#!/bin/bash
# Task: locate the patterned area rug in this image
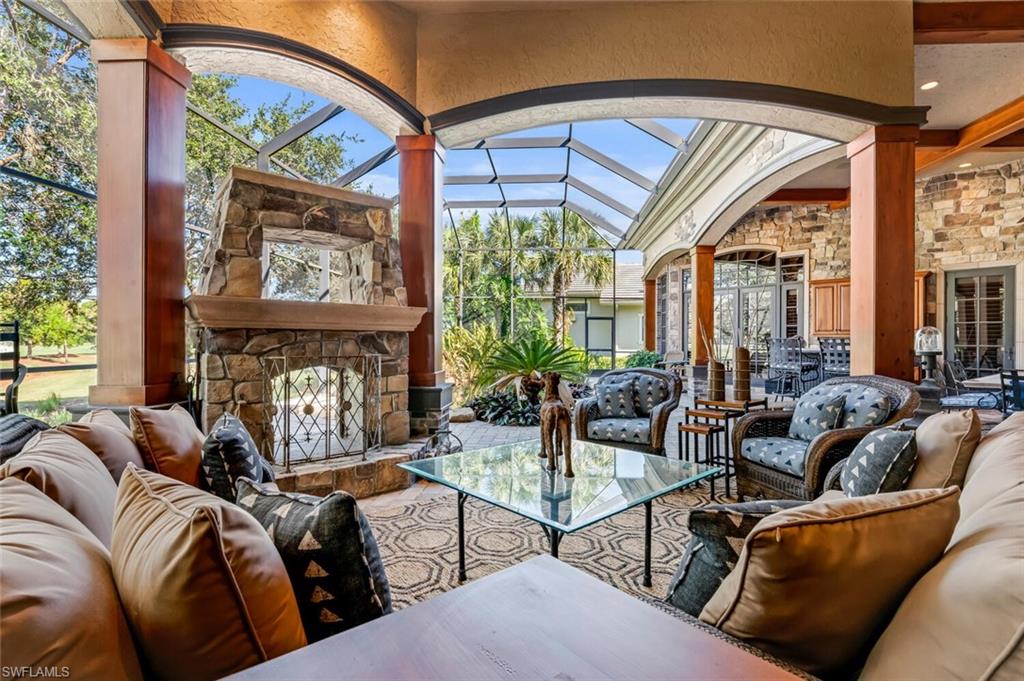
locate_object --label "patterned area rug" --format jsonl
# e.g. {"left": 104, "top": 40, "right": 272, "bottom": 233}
{"left": 364, "top": 483, "right": 715, "bottom": 610}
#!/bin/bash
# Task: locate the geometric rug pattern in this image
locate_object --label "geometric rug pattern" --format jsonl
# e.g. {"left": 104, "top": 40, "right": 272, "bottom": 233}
{"left": 364, "top": 484, "right": 715, "bottom": 610}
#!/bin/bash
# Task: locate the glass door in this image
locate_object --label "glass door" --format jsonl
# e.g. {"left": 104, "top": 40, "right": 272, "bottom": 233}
{"left": 713, "top": 291, "right": 737, "bottom": 364}
{"left": 740, "top": 288, "right": 774, "bottom": 372}
{"left": 945, "top": 267, "right": 1016, "bottom": 376}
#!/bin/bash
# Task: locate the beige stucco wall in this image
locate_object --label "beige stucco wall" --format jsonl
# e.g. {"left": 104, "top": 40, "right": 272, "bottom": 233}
{"left": 415, "top": 1, "right": 915, "bottom": 114}
{"left": 159, "top": 1, "right": 419, "bottom": 105}
{"left": 149, "top": 1, "right": 913, "bottom": 119}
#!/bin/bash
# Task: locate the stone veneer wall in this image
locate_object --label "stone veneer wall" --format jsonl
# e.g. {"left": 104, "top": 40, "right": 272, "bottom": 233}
{"left": 657, "top": 159, "right": 1024, "bottom": 351}
{"left": 200, "top": 329, "right": 410, "bottom": 458}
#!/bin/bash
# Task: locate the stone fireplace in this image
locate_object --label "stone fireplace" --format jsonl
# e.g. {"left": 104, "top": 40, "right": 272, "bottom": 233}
{"left": 186, "top": 167, "right": 426, "bottom": 468}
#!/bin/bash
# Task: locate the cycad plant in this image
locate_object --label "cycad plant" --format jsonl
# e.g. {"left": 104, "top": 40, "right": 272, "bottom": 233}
{"left": 485, "top": 335, "right": 585, "bottom": 405}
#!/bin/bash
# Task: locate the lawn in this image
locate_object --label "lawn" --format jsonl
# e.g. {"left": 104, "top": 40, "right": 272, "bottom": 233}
{"left": 4, "top": 368, "right": 96, "bottom": 406}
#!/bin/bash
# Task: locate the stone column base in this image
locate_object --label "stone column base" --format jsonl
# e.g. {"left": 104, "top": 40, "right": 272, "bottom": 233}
{"left": 409, "top": 383, "right": 453, "bottom": 435}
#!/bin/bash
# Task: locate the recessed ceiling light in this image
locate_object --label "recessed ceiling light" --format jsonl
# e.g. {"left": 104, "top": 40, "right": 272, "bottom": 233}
{"left": 959, "top": 162, "right": 973, "bottom": 168}
{"left": 920, "top": 81, "right": 939, "bottom": 91}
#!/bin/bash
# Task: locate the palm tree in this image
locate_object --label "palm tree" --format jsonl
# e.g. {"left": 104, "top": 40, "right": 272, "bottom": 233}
{"left": 522, "top": 209, "right": 614, "bottom": 345}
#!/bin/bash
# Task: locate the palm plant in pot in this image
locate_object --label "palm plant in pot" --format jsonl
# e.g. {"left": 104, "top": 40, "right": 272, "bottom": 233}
{"left": 485, "top": 335, "right": 585, "bottom": 406}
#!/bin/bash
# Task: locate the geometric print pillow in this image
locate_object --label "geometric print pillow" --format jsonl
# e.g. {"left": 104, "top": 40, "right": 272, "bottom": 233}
{"left": 597, "top": 379, "right": 637, "bottom": 418}
{"left": 840, "top": 427, "right": 917, "bottom": 497}
{"left": 234, "top": 478, "right": 392, "bottom": 642}
{"left": 200, "top": 413, "right": 272, "bottom": 502}
{"left": 633, "top": 374, "right": 670, "bottom": 417}
{"left": 788, "top": 393, "right": 846, "bottom": 442}
{"left": 841, "top": 391, "right": 891, "bottom": 428}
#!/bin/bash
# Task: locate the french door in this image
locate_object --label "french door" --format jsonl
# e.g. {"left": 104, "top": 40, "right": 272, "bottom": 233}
{"left": 945, "top": 267, "right": 1015, "bottom": 376}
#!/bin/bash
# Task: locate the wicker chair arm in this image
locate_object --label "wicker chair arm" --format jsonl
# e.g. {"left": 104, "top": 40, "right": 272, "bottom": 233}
{"left": 823, "top": 459, "right": 846, "bottom": 492}
{"left": 648, "top": 401, "right": 676, "bottom": 450}
{"left": 731, "top": 410, "right": 793, "bottom": 459}
{"left": 803, "top": 426, "right": 878, "bottom": 496}
{"left": 574, "top": 397, "right": 599, "bottom": 440}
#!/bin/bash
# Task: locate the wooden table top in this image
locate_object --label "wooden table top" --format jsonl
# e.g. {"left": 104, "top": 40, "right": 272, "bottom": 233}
{"left": 228, "top": 556, "right": 801, "bottom": 681}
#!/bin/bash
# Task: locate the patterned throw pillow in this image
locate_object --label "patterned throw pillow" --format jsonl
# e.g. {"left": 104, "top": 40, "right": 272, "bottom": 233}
{"left": 666, "top": 499, "right": 805, "bottom": 616}
{"left": 839, "top": 387, "right": 891, "bottom": 428}
{"left": 788, "top": 394, "right": 846, "bottom": 442}
{"left": 235, "top": 478, "right": 392, "bottom": 642}
{"left": 597, "top": 379, "right": 637, "bottom": 418}
{"left": 840, "top": 427, "right": 918, "bottom": 496}
{"left": 201, "top": 413, "right": 274, "bottom": 502}
{"left": 634, "top": 374, "right": 670, "bottom": 416}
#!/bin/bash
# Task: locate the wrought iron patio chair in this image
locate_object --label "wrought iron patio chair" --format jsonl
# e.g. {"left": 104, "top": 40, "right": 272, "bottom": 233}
{"left": 1001, "top": 370, "right": 1023, "bottom": 416}
{"left": 818, "top": 337, "right": 851, "bottom": 380}
{"left": 764, "top": 337, "right": 818, "bottom": 400}
{"left": 414, "top": 428, "right": 464, "bottom": 460}
{"left": 940, "top": 359, "right": 1001, "bottom": 411}
{"left": 1, "top": 321, "right": 27, "bottom": 416}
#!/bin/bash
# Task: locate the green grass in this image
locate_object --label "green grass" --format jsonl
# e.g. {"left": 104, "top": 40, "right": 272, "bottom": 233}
{"left": 9, "top": 368, "right": 96, "bottom": 405}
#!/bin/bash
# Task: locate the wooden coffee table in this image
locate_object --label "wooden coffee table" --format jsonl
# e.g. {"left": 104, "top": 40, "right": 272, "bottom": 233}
{"left": 227, "top": 556, "right": 801, "bottom": 680}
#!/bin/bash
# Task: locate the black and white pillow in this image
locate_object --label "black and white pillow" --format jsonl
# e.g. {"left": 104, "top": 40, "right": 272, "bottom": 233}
{"left": 597, "top": 379, "right": 637, "bottom": 418}
{"left": 235, "top": 478, "right": 392, "bottom": 642}
{"left": 201, "top": 413, "right": 273, "bottom": 501}
{"left": 666, "top": 499, "right": 806, "bottom": 616}
{"left": 840, "top": 427, "right": 918, "bottom": 496}
{"left": 788, "top": 394, "right": 846, "bottom": 442}
{"left": 633, "top": 374, "right": 670, "bottom": 416}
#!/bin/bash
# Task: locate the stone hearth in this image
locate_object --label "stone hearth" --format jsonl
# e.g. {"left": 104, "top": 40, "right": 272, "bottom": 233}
{"left": 187, "top": 167, "right": 425, "bottom": 462}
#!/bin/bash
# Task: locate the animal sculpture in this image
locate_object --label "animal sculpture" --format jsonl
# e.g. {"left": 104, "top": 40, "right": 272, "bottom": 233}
{"left": 539, "top": 372, "right": 574, "bottom": 477}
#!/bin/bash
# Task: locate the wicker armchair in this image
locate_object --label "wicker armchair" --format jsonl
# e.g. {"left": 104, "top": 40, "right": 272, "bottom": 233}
{"left": 574, "top": 367, "right": 682, "bottom": 456}
{"left": 732, "top": 375, "right": 920, "bottom": 500}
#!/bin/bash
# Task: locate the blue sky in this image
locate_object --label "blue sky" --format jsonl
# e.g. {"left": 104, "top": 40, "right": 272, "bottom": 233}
{"left": 227, "top": 76, "right": 698, "bottom": 265}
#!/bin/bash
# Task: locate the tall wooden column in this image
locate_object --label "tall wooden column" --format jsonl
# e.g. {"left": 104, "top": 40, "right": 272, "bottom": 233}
{"left": 847, "top": 125, "right": 919, "bottom": 380}
{"left": 644, "top": 279, "right": 656, "bottom": 351}
{"left": 691, "top": 245, "right": 715, "bottom": 365}
{"left": 89, "top": 39, "right": 190, "bottom": 406}
{"left": 397, "top": 135, "right": 445, "bottom": 387}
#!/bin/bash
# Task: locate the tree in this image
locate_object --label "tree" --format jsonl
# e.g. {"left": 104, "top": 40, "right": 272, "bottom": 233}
{"left": 27, "top": 300, "right": 92, "bottom": 361}
{"left": 520, "top": 210, "right": 613, "bottom": 345}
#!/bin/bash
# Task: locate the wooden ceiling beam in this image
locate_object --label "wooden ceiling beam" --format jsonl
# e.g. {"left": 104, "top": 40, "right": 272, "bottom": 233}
{"left": 914, "top": 1, "right": 1024, "bottom": 44}
{"left": 761, "top": 187, "right": 850, "bottom": 207}
{"left": 916, "top": 95, "right": 1024, "bottom": 172}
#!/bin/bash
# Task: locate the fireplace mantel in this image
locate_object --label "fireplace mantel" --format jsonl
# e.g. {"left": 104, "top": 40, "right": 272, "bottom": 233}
{"left": 185, "top": 296, "right": 427, "bottom": 332}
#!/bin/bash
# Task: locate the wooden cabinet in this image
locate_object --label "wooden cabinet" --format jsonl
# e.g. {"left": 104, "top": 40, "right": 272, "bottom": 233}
{"left": 810, "top": 273, "right": 929, "bottom": 338}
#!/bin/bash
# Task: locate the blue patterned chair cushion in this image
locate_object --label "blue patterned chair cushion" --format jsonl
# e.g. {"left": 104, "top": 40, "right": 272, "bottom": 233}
{"left": 740, "top": 437, "right": 811, "bottom": 476}
{"left": 597, "top": 379, "right": 637, "bottom": 418}
{"left": 840, "top": 427, "right": 917, "bottom": 496}
{"left": 788, "top": 393, "right": 846, "bottom": 442}
{"left": 826, "top": 384, "right": 892, "bottom": 427}
{"left": 632, "top": 374, "right": 670, "bottom": 417}
{"left": 587, "top": 418, "right": 650, "bottom": 445}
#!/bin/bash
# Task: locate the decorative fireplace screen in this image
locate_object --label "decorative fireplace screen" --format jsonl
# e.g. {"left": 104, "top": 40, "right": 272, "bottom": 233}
{"left": 262, "top": 355, "right": 382, "bottom": 469}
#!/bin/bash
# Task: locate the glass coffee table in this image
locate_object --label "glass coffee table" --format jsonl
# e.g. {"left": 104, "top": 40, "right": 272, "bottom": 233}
{"left": 399, "top": 439, "right": 721, "bottom": 587}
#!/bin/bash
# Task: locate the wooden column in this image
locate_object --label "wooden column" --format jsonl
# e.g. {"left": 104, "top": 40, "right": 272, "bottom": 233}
{"left": 644, "top": 279, "right": 656, "bottom": 351}
{"left": 691, "top": 245, "right": 715, "bottom": 366}
{"left": 398, "top": 135, "right": 445, "bottom": 387}
{"left": 846, "top": 125, "right": 919, "bottom": 380}
{"left": 89, "top": 39, "right": 190, "bottom": 406}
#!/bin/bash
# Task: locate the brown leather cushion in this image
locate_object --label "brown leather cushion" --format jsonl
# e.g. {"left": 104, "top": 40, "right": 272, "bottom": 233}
{"left": 906, "top": 408, "right": 981, "bottom": 490}
{"left": 699, "top": 487, "right": 961, "bottom": 676}
{"left": 0, "top": 430, "right": 118, "bottom": 546}
{"left": 112, "top": 466, "right": 306, "bottom": 681}
{"left": 79, "top": 408, "right": 132, "bottom": 436}
{"left": 130, "top": 405, "right": 204, "bottom": 486}
{"left": 58, "top": 421, "right": 146, "bottom": 483}
{"left": 861, "top": 413, "right": 1024, "bottom": 681}
{"left": 0, "top": 478, "right": 143, "bottom": 680}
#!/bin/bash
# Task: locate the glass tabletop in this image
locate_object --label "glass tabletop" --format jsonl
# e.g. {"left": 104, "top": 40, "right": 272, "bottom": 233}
{"left": 399, "top": 440, "right": 721, "bottom": 533}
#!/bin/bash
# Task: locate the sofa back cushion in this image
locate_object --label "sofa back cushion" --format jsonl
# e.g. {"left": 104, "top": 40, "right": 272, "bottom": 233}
{"left": 860, "top": 413, "right": 1024, "bottom": 681}
{"left": 79, "top": 408, "right": 132, "bottom": 435}
{"left": 906, "top": 408, "right": 981, "bottom": 490}
{"left": 0, "top": 478, "right": 143, "bottom": 680}
{"left": 632, "top": 373, "right": 671, "bottom": 417}
{"left": 130, "top": 405, "right": 204, "bottom": 486}
{"left": 700, "top": 487, "right": 960, "bottom": 677}
{"left": 112, "top": 466, "right": 306, "bottom": 681}
{"left": 58, "top": 421, "right": 146, "bottom": 483}
{"left": 0, "top": 430, "right": 118, "bottom": 546}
